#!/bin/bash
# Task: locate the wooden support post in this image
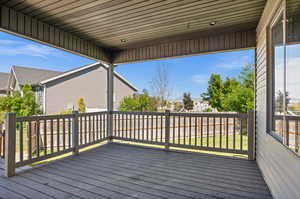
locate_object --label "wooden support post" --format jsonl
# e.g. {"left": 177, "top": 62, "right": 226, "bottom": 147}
{"left": 5, "top": 113, "right": 16, "bottom": 177}
{"left": 107, "top": 64, "right": 114, "bottom": 142}
{"left": 165, "top": 110, "right": 171, "bottom": 151}
{"left": 72, "top": 111, "right": 79, "bottom": 155}
{"left": 247, "top": 110, "right": 255, "bottom": 160}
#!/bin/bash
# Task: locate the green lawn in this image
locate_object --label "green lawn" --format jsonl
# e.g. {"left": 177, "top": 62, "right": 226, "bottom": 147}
{"left": 175, "top": 134, "right": 248, "bottom": 151}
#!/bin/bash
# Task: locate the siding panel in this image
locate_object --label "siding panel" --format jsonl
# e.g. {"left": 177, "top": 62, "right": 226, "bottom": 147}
{"left": 256, "top": 1, "right": 300, "bottom": 199}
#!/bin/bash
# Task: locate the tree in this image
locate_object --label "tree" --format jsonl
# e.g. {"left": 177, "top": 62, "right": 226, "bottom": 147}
{"left": 0, "top": 84, "right": 41, "bottom": 122}
{"left": 150, "top": 64, "right": 171, "bottom": 107}
{"left": 119, "top": 90, "right": 159, "bottom": 112}
{"left": 275, "top": 90, "right": 290, "bottom": 113}
{"left": 201, "top": 64, "right": 255, "bottom": 113}
{"left": 174, "top": 102, "right": 183, "bottom": 112}
{"left": 77, "top": 97, "right": 86, "bottom": 113}
{"left": 183, "top": 93, "right": 194, "bottom": 111}
{"left": 201, "top": 74, "right": 224, "bottom": 111}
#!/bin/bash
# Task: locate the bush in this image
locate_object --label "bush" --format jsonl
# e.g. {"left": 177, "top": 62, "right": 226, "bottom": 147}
{"left": 77, "top": 97, "right": 86, "bottom": 113}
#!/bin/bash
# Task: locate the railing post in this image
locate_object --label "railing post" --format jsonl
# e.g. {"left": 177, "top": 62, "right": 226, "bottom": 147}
{"left": 247, "top": 110, "right": 255, "bottom": 160}
{"left": 165, "top": 110, "right": 171, "bottom": 151}
{"left": 107, "top": 64, "right": 114, "bottom": 143}
{"left": 72, "top": 111, "right": 79, "bottom": 155}
{"left": 5, "top": 113, "right": 16, "bottom": 177}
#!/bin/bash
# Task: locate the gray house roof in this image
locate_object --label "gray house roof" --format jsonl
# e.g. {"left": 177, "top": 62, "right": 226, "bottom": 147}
{"left": 10, "top": 63, "right": 138, "bottom": 91}
{"left": 12, "top": 66, "right": 63, "bottom": 86}
{"left": 0, "top": 72, "right": 9, "bottom": 90}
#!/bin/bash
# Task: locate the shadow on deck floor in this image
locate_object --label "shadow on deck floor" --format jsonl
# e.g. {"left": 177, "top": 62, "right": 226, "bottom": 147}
{"left": 0, "top": 143, "right": 272, "bottom": 199}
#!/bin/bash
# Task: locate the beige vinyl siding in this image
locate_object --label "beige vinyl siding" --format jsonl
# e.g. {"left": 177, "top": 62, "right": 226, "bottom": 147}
{"left": 256, "top": 0, "right": 300, "bottom": 199}
{"left": 45, "top": 66, "right": 135, "bottom": 114}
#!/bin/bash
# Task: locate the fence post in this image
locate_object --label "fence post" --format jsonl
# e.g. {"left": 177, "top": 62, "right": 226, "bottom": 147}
{"left": 72, "top": 111, "right": 79, "bottom": 155}
{"left": 5, "top": 113, "right": 16, "bottom": 177}
{"left": 165, "top": 110, "right": 171, "bottom": 151}
{"left": 247, "top": 110, "right": 255, "bottom": 160}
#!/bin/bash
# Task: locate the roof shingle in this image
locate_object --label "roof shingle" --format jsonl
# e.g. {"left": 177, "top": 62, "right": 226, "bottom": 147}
{"left": 12, "top": 66, "right": 63, "bottom": 86}
{"left": 0, "top": 72, "right": 9, "bottom": 90}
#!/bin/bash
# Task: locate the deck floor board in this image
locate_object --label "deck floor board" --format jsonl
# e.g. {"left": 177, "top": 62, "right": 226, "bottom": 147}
{"left": 0, "top": 143, "right": 272, "bottom": 199}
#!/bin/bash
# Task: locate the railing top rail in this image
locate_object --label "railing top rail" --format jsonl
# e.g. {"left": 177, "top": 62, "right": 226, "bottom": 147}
{"left": 16, "top": 113, "right": 75, "bottom": 122}
{"left": 274, "top": 114, "right": 300, "bottom": 120}
{"left": 113, "top": 111, "right": 248, "bottom": 118}
{"left": 16, "top": 111, "right": 109, "bottom": 122}
{"left": 78, "top": 111, "right": 108, "bottom": 117}
{"left": 113, "top": 111, "right": 165, "bottom": 116}
{"left": 170, "top": 112, "right": 248, "bottom": 118}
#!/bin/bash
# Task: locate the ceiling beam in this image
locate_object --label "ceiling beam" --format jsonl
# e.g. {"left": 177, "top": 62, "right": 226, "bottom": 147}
{"left": 112, "top": 28, "right": 256, "bottom": 64}
{"left": 0, "top": 5, "right": 111, "bottom": 63}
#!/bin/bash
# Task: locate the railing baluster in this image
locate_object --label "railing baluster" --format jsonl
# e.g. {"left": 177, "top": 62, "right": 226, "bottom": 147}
{"left": 28, "top": 121, "right": 32, "bottom": 160}
{"left": 213, "top": 117, "right": 216, "bottom": 148}
{"left": 240, "top": 118, "right": 243, "bottom": 151}
{"left": 195, "top": 117, "right": 197, "bottom": 146}
{"left": 226, "top": 117, "right": 229, "bottom": 150}
{"left": 207, "top": 117, "right": 209, "bottom": 147}
{"left": 37, "top": 121, "right": 40, "bottom": 158}
{"left": 155, "top": 115, "right": 158, "bottom": 142}
{"left": 233, "top": 117, "right": 236, "bottom": 151}
{"left": 183, "top": 116, "right": 186, "bottom": 145}
{"left": 201, "top": 117, "right": 203, "bottom": 146}
{"left": 151, "top": 115, "right": 154, "bottom": 141}
{"left": 50, "top": 119, "right": 54, "bottom": 153}
{"left": 84, "top": 115, "right": 87, "bottom": 144}
{"left": 160, "top": 115, "right": 163, "bottom": 143}
{"left": 57, "top": 119, "right": 60, "bottom": 152}
{"left": 68, "top": 118, "right": 71, "bottom": 148}
{"left": 143, "top": 114, "right": 145, "bottom": 141}
{"left": 146, "top": 115, "right": 149, "bottom": 141}
{"left": 20, "top": 121, "right": 23, "bottom": 161}
{"left": 130, "top": 114, "right": 132, "bottom": 139}
{"left": 220, "top": 117, "right": 222, "bottom": 148}
{"left": 172, "top": 116, "right": 175, "bottom": 144}
{"left": 63, "top": 118, "right": 66, "bottom": 150}
{"left": 44, "top": 120, "right": 47, "bottom": 155}
{"left": 296, "top": 120, "right": 299, "bottom": 153}
{"left": 189, "top": 116, "right": 192, "bottom": 146}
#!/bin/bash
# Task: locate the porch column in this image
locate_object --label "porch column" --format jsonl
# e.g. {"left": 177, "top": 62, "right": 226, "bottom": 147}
{"left": 107, "top": 64, "right": 114, "bottom": 142}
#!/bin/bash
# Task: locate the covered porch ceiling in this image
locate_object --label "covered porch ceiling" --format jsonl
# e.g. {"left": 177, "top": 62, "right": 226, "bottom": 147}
{"left": 0, "top": 0, "right": 267, "bottom": 64}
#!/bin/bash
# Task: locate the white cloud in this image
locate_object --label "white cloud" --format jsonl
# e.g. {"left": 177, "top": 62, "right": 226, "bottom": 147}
{"left": 217, "top": 55, "right": 253, "bottom": 69}
{"left": 192, "top": 74, "right": 209, "bottom": 84}
{"left": 0, "top": 39, "right": 60, "bottom": 58}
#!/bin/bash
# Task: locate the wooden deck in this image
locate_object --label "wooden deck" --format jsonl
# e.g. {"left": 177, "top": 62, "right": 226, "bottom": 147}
{"left": 0, "top": 143, "right": 272, "bottom": 199}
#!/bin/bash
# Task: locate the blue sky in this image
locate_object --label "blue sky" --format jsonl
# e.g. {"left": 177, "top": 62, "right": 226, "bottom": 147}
{"left": 0, "top": 31, "right": 254, "bottom": 99}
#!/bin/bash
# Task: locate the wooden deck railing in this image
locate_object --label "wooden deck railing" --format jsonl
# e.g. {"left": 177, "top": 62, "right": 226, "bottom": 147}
{"left": 274, "top": 115, "right": 300, "bottom": 154}
{"left": 112, "top": 110, "right": 255, "bottom": 158}
{"left": 4, "top": 111, "right": 108, "bottom": 177}
{"left": 4, "top": 110, "right": 255, "bottom": 177}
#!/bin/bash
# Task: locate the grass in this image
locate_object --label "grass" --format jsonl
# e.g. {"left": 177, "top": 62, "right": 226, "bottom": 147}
{"left": 114, "top": 134, "right": 248, "bottom": 159}
{"left": 176, "top": 134, "right": 248, "bottom": 150}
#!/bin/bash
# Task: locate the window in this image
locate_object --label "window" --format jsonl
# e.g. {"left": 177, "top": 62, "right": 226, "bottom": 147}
{"left": 269, "top": 0, "right": 300, "bottom": 154}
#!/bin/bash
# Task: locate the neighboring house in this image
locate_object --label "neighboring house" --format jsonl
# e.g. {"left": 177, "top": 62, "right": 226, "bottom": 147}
{"left": 6, "top": 62, "right": 137, "bottom": 114}
{"left": 0, "top": 72, "right": 9, "bottom": 96}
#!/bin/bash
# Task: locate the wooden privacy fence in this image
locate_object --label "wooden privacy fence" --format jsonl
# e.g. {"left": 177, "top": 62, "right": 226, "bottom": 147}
{"left": 112, "top": 110, "right": 255, "bottom": 158}
{"left": 4, "top": 111, "right": 108, "bottom": 177}
{"left": 274, "top": 115, "right": 300, "bottom": 154}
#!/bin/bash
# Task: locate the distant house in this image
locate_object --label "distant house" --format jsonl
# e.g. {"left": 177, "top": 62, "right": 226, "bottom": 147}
{"left": 4, "top": 62, "right": 137, "bottom": 114}
{"left": 0, "top": 72, "right": 9, "bottom": 96}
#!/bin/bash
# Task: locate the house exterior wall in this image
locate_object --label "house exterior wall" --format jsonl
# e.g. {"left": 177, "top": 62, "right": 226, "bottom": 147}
{"left": 45, "top": 65, "right": 136, "bottom": 114}
{"left": 256, "top": 1, "right": 300, "bottom": 199}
